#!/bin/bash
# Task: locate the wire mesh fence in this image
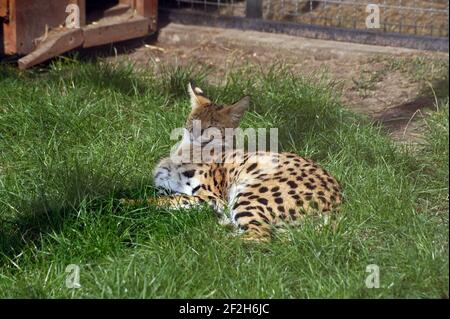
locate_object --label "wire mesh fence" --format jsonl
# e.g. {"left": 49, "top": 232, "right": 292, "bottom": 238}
{"left": 162, "top": 0, "right": 449, "bottom": 37}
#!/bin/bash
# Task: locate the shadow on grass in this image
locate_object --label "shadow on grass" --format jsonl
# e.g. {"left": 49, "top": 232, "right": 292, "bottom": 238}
{"left": 376, "top": 76, "right": 449, "bottom": 135}
{"left": 46, "top": 51, "right": 210, "bottom": 99}
{"left": 48, "top": 57, "right": 152, "bottom": 97}
{"left": 0, "top": 166, "right": 155, "bottom": 263}
{"left": 0, "top": 61, "right": 213, "bottom": 264}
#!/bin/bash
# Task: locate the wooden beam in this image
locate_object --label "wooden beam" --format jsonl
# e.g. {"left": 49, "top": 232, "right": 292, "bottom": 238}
{"left": 3, "top": 0, "right": 16, "bottom": 54}
{"left": 18, "top": 28, "right": 83, "bottom": 69}
{"left": 70, "top": 0, "right": 86, "bottom": 26}
{"left": 0, "top": 0, "right": 8, "bottom": 18}
{"left": 103, "top": 3, "right": 131, "bottom": 18}
{"left": 9, "top": 0, "right": 156, "bottom": 68}
{"left": 82, "top": 15, "right": 149, "bottom": 48}
{"left": 119, "top": 0, "right": 135, "bottom": 8}
{"left": 149, "top": 0, "right": 158, "bottom": 31}
{"left": 4, "top": 0, "right": 76, "bottom": 55}
{"left": 135, "top": 0, "right": 158, "bottom": 31}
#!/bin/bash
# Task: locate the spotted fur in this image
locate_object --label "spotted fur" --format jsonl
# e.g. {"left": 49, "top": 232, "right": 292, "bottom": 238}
{"left": 122, "top": 83, "right": 342, "bottom": 241}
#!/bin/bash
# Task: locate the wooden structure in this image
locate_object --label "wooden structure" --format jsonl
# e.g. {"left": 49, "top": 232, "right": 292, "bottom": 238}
{"left": 0, "top": 0, "right": 158, "bottom": 69}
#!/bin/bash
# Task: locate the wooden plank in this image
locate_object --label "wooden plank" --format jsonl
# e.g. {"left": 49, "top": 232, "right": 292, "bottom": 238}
{"left": 2, "top": 0, "right": 16, "bottom": 54}
{"left": 135, "top": 0, "right": 158, "bottom": 31}
{"left": 119, "top": 0, "right": 135, "bottom": 7}
{"left": 4, "top": 0, "right": 155, "bottom": 58}
{"left": 18, "top": 28, "right": 83, "bottom": 69}
{"left": 0, "top": 0, "right": 8, "bottom": 18}
{"left": 5, "top": 0, "right": 73, "bottom": 55}
{"left": 82, "top": 15, "right": 149, "bottom": 48}
{"left": 103, "top": 3, "right": 131, "bottom": 18}
{"left": 0, "top": 0, "right": 6, "bottom": 55}
{"left": 149, "top": 0, "right": 158, "bottom": 31}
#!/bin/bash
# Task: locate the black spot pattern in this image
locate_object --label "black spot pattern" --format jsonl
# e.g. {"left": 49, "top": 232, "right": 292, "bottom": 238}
{"left": 182, "top": 170, "right": 196, "bottom": 178}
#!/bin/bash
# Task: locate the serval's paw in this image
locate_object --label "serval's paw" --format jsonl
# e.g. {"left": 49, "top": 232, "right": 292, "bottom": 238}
{"left": 119, "top": 198, "right": 150, "bottom": 206}
{"left": 218, "top": 216, "right": 233, "bottom": 228}
{"left": 119, "top": 198, "right": 135, "bottom": 205}
{"left": 241, "top": 233, "right": 271, "bottom": 243}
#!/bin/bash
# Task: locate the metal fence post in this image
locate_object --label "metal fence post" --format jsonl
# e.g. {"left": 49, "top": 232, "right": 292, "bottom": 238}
{"left": 246, "top": 0, "right": 262, "bottom": 19}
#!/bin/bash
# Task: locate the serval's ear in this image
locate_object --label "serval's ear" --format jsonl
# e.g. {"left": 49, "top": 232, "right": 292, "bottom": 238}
{"left": 188, "top": 82, "right": 211, "bottom": 109}
{"left": 220, "top": 96, "right": 250, "bottom": 126}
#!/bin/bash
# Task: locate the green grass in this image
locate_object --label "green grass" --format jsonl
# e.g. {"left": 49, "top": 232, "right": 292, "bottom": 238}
{"left": 0, "top": 58, "right": 448, "bottom": 298}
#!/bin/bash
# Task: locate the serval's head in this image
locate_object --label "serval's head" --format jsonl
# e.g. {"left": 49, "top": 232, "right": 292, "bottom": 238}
{"left": 185, "top": 82, "right": 250, "bottom": 143}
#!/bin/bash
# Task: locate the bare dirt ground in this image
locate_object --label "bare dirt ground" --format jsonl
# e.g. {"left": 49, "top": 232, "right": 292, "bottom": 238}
{"left": 107, "top": 23, "right": 449, "bottom": 143}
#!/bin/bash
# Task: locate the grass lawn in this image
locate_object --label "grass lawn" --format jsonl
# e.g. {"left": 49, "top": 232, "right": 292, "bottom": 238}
{"left": 0, "top": 58, "right": 448, "bottom": 298}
